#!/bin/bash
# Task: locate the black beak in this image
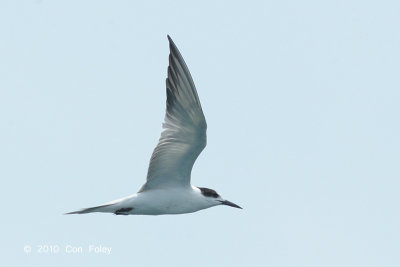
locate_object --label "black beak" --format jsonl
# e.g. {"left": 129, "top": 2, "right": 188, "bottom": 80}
{"left": 220, "top": 200, "right": 242, "bottom": 209}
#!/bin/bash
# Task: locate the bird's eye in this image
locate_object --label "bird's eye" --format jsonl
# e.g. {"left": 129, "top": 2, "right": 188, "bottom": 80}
{"left": 199, "top": 187, "right": 219, "bottom": 198}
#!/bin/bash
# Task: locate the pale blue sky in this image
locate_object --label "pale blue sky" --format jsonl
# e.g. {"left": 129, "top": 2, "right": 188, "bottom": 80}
{"left": 1, "top": 0, "right": 399, "bottom": 266}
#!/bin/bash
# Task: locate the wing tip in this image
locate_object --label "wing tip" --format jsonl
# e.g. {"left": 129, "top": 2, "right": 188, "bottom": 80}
{"left": 167, "top": 35, "right": 180, "bottom": 56}
{"left": 167, "top": 35, "right": 174, "bottom": 46}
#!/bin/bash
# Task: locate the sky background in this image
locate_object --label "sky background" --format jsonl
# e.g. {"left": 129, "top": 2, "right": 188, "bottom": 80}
{"left": 1, "top": 0, "right": 399, "bottom": 266}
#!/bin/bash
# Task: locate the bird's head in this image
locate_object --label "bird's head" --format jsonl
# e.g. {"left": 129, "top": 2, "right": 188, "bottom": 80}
{"left": 197, "top": 187, "right": 242, "bottom": 209}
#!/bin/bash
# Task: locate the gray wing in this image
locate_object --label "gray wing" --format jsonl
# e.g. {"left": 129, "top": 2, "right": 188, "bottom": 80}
{"left": 139, "top": 36, "right": 207, "bottom": 192}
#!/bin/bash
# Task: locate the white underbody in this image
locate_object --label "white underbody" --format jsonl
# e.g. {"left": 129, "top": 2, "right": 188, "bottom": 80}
{"left": 66, "top": 37, "right": 239, "bottom": 216}
{"left": 101, "top": 186, "right": 218, "bottom": 215}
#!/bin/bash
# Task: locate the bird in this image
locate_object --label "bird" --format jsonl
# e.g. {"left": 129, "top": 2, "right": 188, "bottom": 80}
{"left": 66, "top": 36, "right": 242, "bottom": 216}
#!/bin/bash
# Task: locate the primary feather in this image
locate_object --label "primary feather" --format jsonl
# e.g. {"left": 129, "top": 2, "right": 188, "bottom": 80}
{"left": 139, "top": 36, "right": 207, "bottom": 192}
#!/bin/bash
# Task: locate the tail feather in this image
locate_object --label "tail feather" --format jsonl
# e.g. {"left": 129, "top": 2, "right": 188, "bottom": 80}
{"left": 65, "top": 203, "right": 115, "bottom": 215}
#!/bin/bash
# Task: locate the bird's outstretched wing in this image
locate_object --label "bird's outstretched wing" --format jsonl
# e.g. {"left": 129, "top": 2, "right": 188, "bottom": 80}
{"left": 139, "top": 36, "right": 207, "bottom": 192}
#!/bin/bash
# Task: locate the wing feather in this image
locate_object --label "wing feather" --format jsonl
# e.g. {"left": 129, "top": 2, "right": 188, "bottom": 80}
{"left": 139, "top": 36, "right": 207, "bottom": 191}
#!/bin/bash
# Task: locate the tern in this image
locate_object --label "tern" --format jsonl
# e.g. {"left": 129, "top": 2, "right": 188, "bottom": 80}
{"left": 66, "top": 36, "right": 242, "bottom": 216}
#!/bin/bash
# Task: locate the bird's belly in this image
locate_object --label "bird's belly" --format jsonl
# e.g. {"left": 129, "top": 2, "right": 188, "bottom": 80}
{"left": 129, "top": 190, "right": 206, "bottom": 215}
{"left": 134, "top": 199, "right": 202, "bottom": 215}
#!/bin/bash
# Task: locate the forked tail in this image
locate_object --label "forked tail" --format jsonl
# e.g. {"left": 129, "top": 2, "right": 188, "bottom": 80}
{"left": 64, "top": 203, "right": 116, "bottom": 215}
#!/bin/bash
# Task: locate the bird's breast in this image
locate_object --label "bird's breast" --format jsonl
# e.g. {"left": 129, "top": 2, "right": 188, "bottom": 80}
{"left": 128, "top": 188, "right": 209, "bottom": 215}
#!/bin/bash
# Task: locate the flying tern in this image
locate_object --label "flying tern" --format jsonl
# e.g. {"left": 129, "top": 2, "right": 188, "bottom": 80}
{"left": 66, "top": 36, "right": 242, "bottom": 215}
